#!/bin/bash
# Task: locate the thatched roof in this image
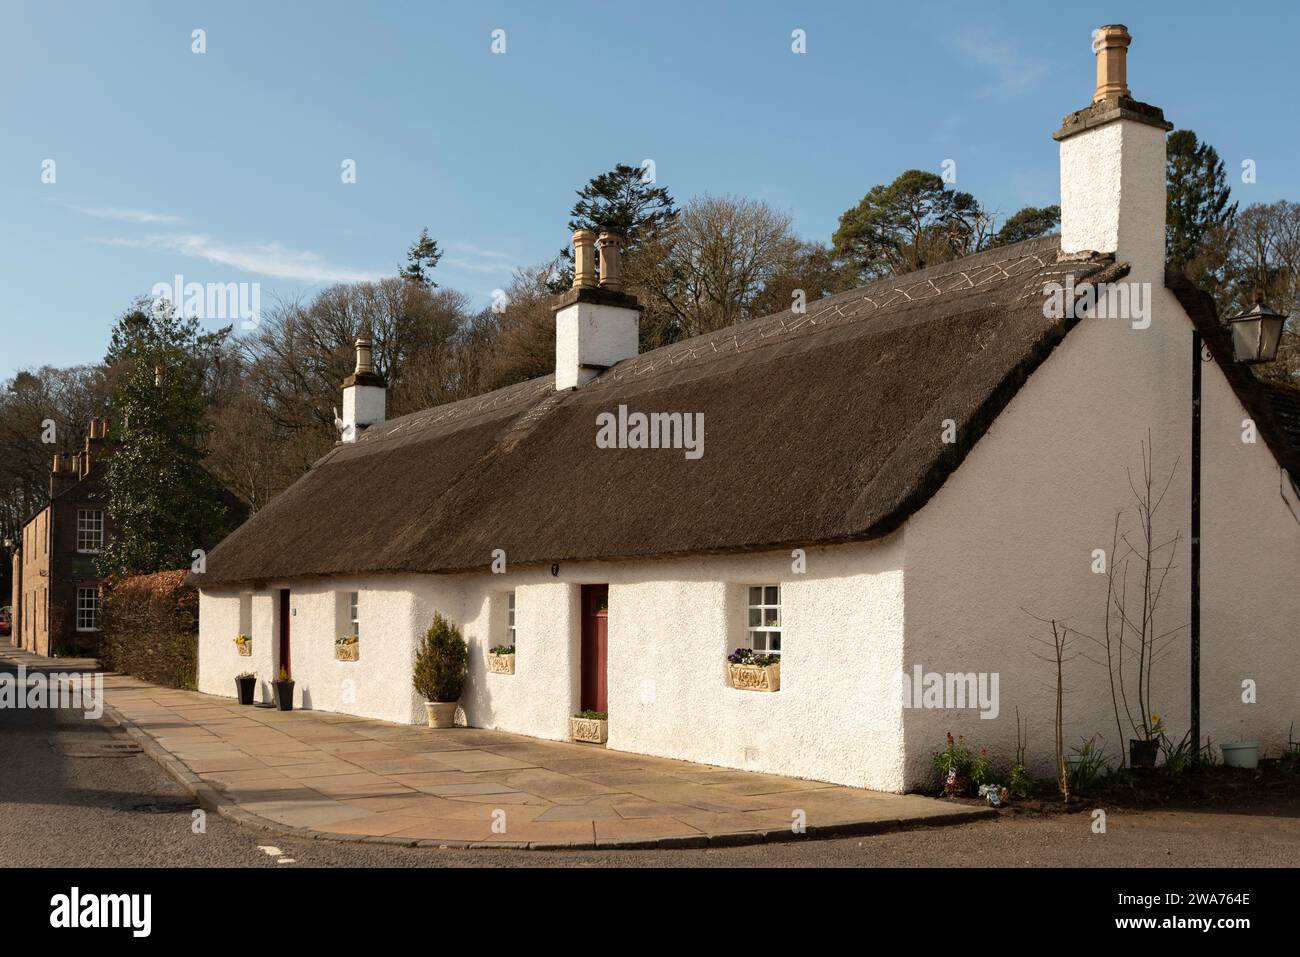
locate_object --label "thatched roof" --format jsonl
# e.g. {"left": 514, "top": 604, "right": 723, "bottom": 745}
{"left": 197, "top": 236, "right": 1137, "bottom": 587}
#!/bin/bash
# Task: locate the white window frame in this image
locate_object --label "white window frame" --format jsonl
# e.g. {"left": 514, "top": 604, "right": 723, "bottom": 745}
{"left": 506, "top": 591, "right": 516, "bottom": 646}
{"left": 746, "top": 585, "right": 782, "bottom": 655}
{"left": 76, "top": 586, "right": 100, "bottom": 632}
{"left": 76, "top": 509, "right": 104, "bottom": 553}
{"left": 349, "top": 591, "right": 359, "bottom": 639}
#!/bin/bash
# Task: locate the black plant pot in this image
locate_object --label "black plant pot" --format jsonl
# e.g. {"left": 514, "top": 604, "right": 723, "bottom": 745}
{"left": 235, "top": 676, "right": 256, "bottom": 706}
{"left": 273, "top": 680, "right": 295, "bottom": 711}
{"left": 1129, "top": 738, "right": 1158, "bottom": 768}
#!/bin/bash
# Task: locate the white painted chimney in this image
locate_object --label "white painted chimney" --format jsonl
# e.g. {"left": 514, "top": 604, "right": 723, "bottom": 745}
{"left": 340, "top": 337, "right": 386, "bottom": 442}
{"left": 1054, "top": 25, "right": 1172, "bottom": 279}
{"left": 553, "top": 229, "right": 642, "bottom": 390}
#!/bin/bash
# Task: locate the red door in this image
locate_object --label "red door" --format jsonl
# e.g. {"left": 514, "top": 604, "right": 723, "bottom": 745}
{"left": 278, "top": 589, "right": 291, "bottom": 678}
{"left": 580, "top": 585, "right": 608, "bottom": 713}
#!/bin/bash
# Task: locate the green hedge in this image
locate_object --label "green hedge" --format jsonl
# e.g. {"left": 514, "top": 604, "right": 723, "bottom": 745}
{"left": 100, "top": 569, "right": 198, "bottom": 689}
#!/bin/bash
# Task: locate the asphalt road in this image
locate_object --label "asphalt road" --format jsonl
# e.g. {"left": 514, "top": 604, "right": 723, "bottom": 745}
{"left": 3, "top": 656, "right": 1298, "bottom": 868}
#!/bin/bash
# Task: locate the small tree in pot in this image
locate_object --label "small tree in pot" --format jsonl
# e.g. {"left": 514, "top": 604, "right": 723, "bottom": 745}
{"left": 413, "top": 612, "right": 468, "bottom": 728}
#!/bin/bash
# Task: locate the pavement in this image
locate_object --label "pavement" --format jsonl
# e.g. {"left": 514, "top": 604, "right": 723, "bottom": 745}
{"left": 0, "top": 639, "right": 989, "bottom": 850}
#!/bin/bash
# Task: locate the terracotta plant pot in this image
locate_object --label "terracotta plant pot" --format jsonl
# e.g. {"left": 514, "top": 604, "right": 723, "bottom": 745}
{"left": 1129, "top": 738, "right": 1158, "bottom": 768}
{"left": 728, "top": 661, "right": 780, "bottom": 692}
{"left": 487, "top": 652, "right": 515, "bottom": 675}
{"left": 570, "top": 716, "right": 608, "bottom": 744}
{"left": 1221, "top": 741, "right": 1259, "bottom": 769}
{"left": 235, "top": 675, "right": 256, "bottom": 706}
{"left": 273, "top": 680, "right": 295, "bottom": 711}
{"left": 425, "top": 701, "right": 457, "bottom": 728}
{"left": 335, "top": 641, "right": 359, "bottom": 661}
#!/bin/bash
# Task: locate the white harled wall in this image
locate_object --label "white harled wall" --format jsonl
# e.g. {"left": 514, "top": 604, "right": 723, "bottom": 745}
{"left": 900, "top": 265, "right": 1300, "bottom": 789}
{"left": 198, "top": 535, "right": 908, "bottom": 790}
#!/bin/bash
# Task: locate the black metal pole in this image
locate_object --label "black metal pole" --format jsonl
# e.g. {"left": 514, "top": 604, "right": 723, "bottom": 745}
{"left": 1190, "top": 330, "right": 1202, "bottom": 761}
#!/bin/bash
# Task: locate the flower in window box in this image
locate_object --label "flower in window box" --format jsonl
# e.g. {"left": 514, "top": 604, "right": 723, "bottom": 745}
{"left": 488, "top": 644, "right": 516, "bottom": 675}
{"left": 233, "top": 634, "right": 252, "bottom": 657}
{"left": 727, "top": 648, "right": 781, "bottom": 691}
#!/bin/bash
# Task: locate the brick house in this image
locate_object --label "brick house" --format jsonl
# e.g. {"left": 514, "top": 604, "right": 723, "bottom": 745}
{"left": 10, "top": 418, "right": 112, "bottom": 656}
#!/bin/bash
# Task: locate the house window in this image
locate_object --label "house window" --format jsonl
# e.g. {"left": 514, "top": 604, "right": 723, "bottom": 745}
{"left": 747, "top": 585, "right": 781, "bottom": 654}
{"left": 76, "top": 509, "right": 104, "bottom": 553}
{"left": 349, "top": 591, "right": 359, "bottom": 638}
{"left": 76, "top": 587, "right": 100, "bottom": 632}
{"left": 507, "top": 591, "right": 516, "bottom": 645}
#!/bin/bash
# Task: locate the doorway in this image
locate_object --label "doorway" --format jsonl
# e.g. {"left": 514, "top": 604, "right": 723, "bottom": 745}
{"left": 277, "top": 588, "right": 291, "bottom": 678}
{"left": 580, "top": 585, "right": 608, "bottom": 713}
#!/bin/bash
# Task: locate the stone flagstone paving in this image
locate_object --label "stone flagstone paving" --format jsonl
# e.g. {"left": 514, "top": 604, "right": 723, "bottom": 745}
{"left": 92, "top": 671, "right": 990, "bottom": 849}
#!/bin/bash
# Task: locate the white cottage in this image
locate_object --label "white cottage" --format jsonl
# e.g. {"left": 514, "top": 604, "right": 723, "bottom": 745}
{"left": 194, "top": 26, "right": 1300, "bottom": 792}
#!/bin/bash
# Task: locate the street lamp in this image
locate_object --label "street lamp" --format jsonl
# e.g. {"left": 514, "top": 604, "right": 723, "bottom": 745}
{"left": 1190, "top": 296, "right": 1289, "bottom": 762}
{"left": 1225, "top": 299, "right": 1287, "bottom": 365}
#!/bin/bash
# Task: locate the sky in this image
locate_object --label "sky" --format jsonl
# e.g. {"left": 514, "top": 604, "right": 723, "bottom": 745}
{"left": 3, "top": 0, "right": 1298, "bottom": 379}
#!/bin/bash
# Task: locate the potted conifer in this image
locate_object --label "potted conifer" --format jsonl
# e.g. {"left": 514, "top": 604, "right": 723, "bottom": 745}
{"left": 413, "top": 612, "right": 468, "bottom": 728}
{"left": 235, "top": 671, "right": 257, "bottom": 706}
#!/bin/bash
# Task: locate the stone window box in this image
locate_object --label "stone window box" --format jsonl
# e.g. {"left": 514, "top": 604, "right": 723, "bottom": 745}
{"left": 728, "top": 661, "right": 780, "bottom": 692}
{"left": 236, "top": 641, "right": 252, "bottom": 657}
{"left": 571, "top": 715, "right": 608, "bottom": 744}
{"left": 488, "top": 652, "right": 515, "bottom": 674}
{"left": 335, "top": 640, "right": 359, "bottom": 661}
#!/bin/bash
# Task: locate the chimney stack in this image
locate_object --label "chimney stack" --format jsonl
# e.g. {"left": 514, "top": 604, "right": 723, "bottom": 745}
{"left": 1054, "top": 25, "right": 1172, "bottom": 277}
{"left": 50, "top": 453, "right": 76, "bottom": 497}
{"left": 50, "top": 453, "right": 81, "bottom": 496}
{"left": 81, "top": 417, "right": 108, "bottom": 478}
{"left": 553, "top": 229, "right": 642, "bottom": 390}
{"left": 340, "top": 336, "right": 387, "bottom": 442}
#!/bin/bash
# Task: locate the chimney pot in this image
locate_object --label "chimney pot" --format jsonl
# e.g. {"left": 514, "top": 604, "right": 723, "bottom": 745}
{"left": 572, "top": 230, "right": 598, "bottom": 289}
{"left": 355, "top": 337, "right": 375, "bottom": 375}
{"left": 1092, "top": 24, "right": 1132, "bottom": 102}
{"left": 597, "top": 232, "right": 624, "bottom": 292}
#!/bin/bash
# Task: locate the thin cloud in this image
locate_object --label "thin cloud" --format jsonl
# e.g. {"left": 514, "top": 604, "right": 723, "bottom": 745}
{"left": 443, "top": 256, "right": 515, "bottom": 275}
{"left": 92, "top": 233, "right": 382, "bottom": 283}
{"left": 947, "top": 29, "right": 1049, "bottom": 98}
{"left": 448, "top": 241, "right": 512, "bottom": 260}
{"left": 68, "top": 204, "right": 183, "bottom": 224}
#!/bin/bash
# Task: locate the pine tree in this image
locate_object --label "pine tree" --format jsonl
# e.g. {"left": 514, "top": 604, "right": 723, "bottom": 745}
{"left": 1166, "top": 129, "right": 1236, "bottom": 274}
{"left": 567, "top": 163, "right": 677, "bottom": 243}
{"left": 550, "top": 164, "right": 678, "bottom": 291}
{"left": 100, "top": 299, "right": 231, "bottom": 577}
{"left": 400, "top": 227, "right": 443, "bottom": 287}
{"left": 832, "top": 170, "right": 986, "bottom": 281}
